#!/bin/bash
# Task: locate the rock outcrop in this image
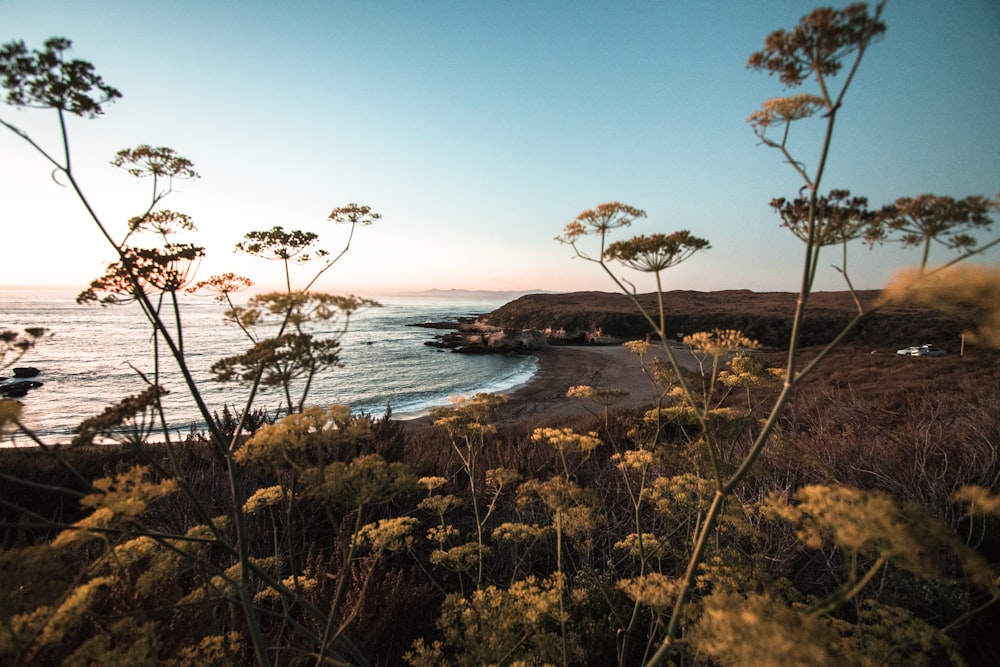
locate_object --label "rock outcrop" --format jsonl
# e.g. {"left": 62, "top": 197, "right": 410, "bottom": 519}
{"left": 0, "top": 379, "right": 43, "bottom": 398}
{"left": 465, "top": 328, "right": 549, "bottom": 353}
{"left": 423, "top": 326, "right": 548, "bottom": 354}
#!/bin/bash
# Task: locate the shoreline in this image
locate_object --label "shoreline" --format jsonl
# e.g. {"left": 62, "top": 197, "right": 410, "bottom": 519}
{"left": 492, "top": 345, "right": 666, "bottom": 423}
{"left": 2, "top": 345, "right": 683, "bottom": 448}
{"left": 397, "top": 344, "right": 669, "bottom": 426}
{"left": 3, "top": 342, "right": 681, "bottom": 446}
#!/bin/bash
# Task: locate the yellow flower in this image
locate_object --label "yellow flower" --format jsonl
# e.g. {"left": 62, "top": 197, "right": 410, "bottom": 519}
{"left": 54, "top": 466, "right": 178, "bottom": 546}
{"left": 170, "top": 632, "right": 245, "bottom": 666}
{"left": 954, "top": 485, "right": 1000, "bottom": 518}
{"left": 492, "top": 521, "right": 545, "bottom": 542}
{"left": 427, "top": 524, "right": 459, "bottom": 544}
{"left": 531, "top": 427, "right": 602, "bottom": 454}
{"left": 255, "top": 577, "right": 317, "bottom": 602}
{"left": 566, "top": 384, "right": 596, "bottom": 400}
{"left": 358, "top": 517, "right": 418, "bottom": 552}
{"left": 418, "top": 493, "right": 463, "bottom": 515}
{"left": 617, "top": 572, "right": 679, "bottom": 608}
{"left": 110, "top": 535, "right": 159, "bottom": 566}
{"left": 39, "top": 576, "right": 116, "bottom": 645}
{"left": 430, "top": 542, "right": 488, "bottom": 572}
{"left": 234, "top": 405, "right": 355, "bottom": 466}
{"left": 623, "top": 339, "right": 652, "bottom": 356}
{"left": 614, "top": 448, "right": 655, "bottom": 472}
{"left": 418, "top": 476, "right": 448, "bottom": 492}
{"left": 684, "top": 329, "right": 759, "bottom": 356}
{"left": 243, "top": 485, "right": 286, "bottom": 514}
{"left": 301, "top": 453, "right": 416, "bottom": 506}
{"left": 614, "top": 532, "right": 668, "bottom": 560}
{"left": 486, "top": 467, "right": 521, "bottom": 488}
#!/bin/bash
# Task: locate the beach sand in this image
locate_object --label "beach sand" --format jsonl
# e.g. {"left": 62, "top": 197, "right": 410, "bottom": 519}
{"left": 399, "top": 343, "right": 706, "bottom": 427}
{"left": 490, "top": 344, "right": 705, "bottom": 424}
{"left": 492, "top": 345, "right": 651, "bottom": 422}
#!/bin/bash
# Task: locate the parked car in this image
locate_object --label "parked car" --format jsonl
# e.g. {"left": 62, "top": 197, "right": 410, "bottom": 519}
{"left": 896, "top": 344, "right": 946, "bottom": 357}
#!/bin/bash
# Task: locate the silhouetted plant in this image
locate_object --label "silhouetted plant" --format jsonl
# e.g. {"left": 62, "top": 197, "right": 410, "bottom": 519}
{"left": 883, "top": 194, "right": 997, "bottom": 269}
{"left": 212, "top": 292, "right": 376, "bottom": 413}
{"left": 1, "top": 34, "right": 379, "bottom": 666}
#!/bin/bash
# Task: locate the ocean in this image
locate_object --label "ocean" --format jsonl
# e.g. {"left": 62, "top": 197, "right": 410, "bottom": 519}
{"left": 0, "top": 289, "right": 538, "bottom": 445}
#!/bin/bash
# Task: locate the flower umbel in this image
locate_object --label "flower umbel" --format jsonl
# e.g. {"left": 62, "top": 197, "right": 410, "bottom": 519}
{"left": 557, "top": 202, "right": 646, "bottom": 242}
{"left": 684, "top": 329, "right": 759, "bottom": 357}
{"left": 0, "top": 37, "right": 121, "bottom": 116}
{"left": 748, "top": 94, "right": 826, "bottom": 141}
{"left": 604, "top": 231, "right": 710, "bottom": 273}
{"left": 770, "top": 189, "right": 886, "bottom": 247}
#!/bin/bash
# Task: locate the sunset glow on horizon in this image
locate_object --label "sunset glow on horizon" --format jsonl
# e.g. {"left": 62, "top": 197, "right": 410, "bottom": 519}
{"left": 1, "top": 1, "right": 997, "bottom": 298}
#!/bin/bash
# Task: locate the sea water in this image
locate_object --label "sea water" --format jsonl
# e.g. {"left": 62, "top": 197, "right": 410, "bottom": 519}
{"left": 0, "top": 289, "right": 538, "bottom": 444}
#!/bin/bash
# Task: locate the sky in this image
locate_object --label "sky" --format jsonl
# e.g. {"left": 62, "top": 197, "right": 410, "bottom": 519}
{"left": 1, "top": 0, "right": 998, "bottom": 296}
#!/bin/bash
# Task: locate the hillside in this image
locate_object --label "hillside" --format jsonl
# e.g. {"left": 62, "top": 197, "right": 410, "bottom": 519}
{"left": 481, "top": 289, "right": 970, "bottom": 350}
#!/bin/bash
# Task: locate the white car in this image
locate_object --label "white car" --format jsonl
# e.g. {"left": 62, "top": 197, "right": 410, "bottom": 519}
{"left": 896, "top": 344, "right": 946, "bottom": 357}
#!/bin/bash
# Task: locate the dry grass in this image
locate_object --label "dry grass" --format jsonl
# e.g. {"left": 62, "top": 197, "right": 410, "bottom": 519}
{"left": 1, "top": 340, "right": 997, "bottom": 664}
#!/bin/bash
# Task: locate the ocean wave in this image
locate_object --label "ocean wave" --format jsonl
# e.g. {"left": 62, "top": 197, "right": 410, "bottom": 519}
{"left": 1, "top": 290, "right": 531, "bottom": 445}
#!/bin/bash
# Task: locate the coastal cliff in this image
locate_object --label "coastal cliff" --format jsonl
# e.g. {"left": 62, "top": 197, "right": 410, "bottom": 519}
{"left": 464, "top": 290, "right": 969, "bottom": 350}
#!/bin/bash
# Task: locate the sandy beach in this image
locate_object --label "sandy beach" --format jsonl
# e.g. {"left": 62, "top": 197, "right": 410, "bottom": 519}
{"left": 490, "top": 344, "right": 702, "bottom": 423}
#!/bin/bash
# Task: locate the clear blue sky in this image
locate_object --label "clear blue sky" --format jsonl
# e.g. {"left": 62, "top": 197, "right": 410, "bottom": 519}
{"left": 1, "top": 0, "right": 997, "bottom": 295}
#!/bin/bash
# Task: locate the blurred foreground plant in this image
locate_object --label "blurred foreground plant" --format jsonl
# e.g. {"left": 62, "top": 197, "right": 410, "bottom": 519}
{"left": 557, "top": 2, "right": 999, "bottom": 665}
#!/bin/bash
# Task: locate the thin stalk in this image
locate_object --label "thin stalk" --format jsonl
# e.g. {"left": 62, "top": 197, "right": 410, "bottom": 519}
{"left": 644, "top": 23, "right": 889, "bottom": 659}
{"left": 810, "top": 555, "right": 887, "bottom": 617}
{"left": 647, "top": 490, "right": 726, "bottom": 665}
{"left": 303, "top": 221, "right": 358, "bottom": 293}
{"left": 619, "top": 462, "right": 650, "bottom": 665}
{"left": 317, "top": 505, "right": 365, "bottom": 665}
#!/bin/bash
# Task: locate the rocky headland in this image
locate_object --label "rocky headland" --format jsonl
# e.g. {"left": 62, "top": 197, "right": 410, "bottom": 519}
{"left": 416, "top": 290, "right": 972, "bottom": 353}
